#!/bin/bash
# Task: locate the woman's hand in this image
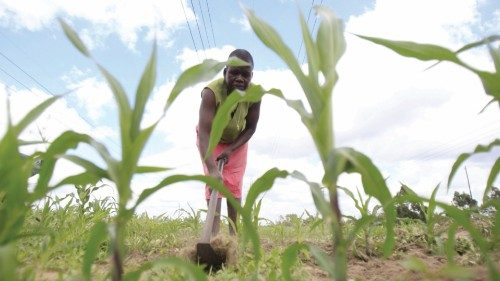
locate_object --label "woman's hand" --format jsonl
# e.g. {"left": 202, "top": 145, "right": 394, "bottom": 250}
{"left": 216, "top": 150, "right": 231, "bottom": 164}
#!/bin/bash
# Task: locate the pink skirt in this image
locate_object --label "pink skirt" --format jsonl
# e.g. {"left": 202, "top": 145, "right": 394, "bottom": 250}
{"left": 196, "top": 129, "right": 248, "bottom": 200}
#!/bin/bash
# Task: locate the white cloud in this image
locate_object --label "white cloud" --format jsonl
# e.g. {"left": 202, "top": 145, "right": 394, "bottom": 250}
{"left": 3, "top": 1, "right": 499, "bottom": 222}
{"left": 69, "top": 76, "right": 114, "bottom": 121}
{"left": 230, "top": 16, "right": 251, "bottom": 32}
{"left": 176, "top": 45, "right": 236, "bottom": 70}
{"left": 347, "top": 0, "right": 479, "bottom": 45}
{"left": 0, "top": 0, "right": 193, "bottom": 49}
{"left": 0, "top": 0, "right": 58, "bottom": 31}
{"left": 0, "top": 81, "right": 121, "bottom": 162}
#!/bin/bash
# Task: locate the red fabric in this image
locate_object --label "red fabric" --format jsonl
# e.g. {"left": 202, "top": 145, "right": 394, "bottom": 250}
{"left": 202, "top": 142, "right": 247, "bottom": 199}
{"left": 196, "top": 128, "right": 248, "bottom": 200}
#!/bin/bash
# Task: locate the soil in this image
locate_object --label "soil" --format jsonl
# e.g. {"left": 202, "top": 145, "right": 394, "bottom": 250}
{"left": 302, "top": 244, "right": 494, "bottom": 281}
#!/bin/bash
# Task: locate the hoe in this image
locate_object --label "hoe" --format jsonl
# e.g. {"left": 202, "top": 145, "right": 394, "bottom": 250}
{"left": 196, "top": 159, "right": 225, "bottom": 270}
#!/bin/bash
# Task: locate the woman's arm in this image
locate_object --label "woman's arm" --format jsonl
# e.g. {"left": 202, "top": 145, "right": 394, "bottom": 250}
{"left": 198, "top": 88, "right": 221, "bottom": 178}
{"left": 217, "top": 101, "right": 261, "bottom": 162}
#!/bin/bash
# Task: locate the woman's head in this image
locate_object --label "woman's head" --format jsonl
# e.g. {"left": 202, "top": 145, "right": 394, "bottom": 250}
{"left": 224, "top": 49, "right": 254, "bottom": 92}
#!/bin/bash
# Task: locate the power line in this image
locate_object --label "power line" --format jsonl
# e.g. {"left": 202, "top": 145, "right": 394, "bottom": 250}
{"left": 409, "top": 122, "right": 500, "bottom": 162}
{"left": 297, "top": 0, "right": 315, "bottom": 61}
{"left": 0, "top": 54, "right": 122, "bottom": 156}
{"left": 180, "top": 0, "right": 200, "bottom": 61}
{"left": 189, "top": 0, "right": 207, "bottom": 58}
{"left": 197, "top": 0, "right": 211, "bottom": 49}
{"left": 0, "top": 30, "right": 49, "bottom": 77}
{"left": 1, "top": 79, "right": 80, "bottom": 140}
{"left": 0, "top": 65, "right": 37, "bottom": 93}
{"left": 205, "top": 0, "right": 216, "bottom": 47}
{"left": 302, "top": 0, "right": 324, "bottom": 65}
{"left": 0, "top": 50, "right": 55, "bottom": 96}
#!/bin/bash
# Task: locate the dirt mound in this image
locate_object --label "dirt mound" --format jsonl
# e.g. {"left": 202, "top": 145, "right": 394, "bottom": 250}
{"left": 180, "top": 234, "right": 238, "bottom": 271}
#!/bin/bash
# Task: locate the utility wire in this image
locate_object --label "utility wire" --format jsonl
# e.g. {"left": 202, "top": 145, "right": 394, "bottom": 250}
{"left": 297, "top": 0, "right": 315, "bottom": 61}
{"left": 0, "top": 65, "right": 36, "bottom": 93}
{"left": 205, "top": 0, "right": 216, "bottom": 47}
{"left": 180, "top": 0, "right": 200, "bottom": 61}
{"left": 302, "top": 0, "right": 323, "bottom": 65}
{"left": 197, "top": 0, "right": 211, "bottom": 49}
{"left": 0, "top": 30, "right": 49, "bottom": 77}
{"left": 409, "top": 122, "right": 500, "bottom": 162}
{"left": 189, "top": 0, "right": 207, "bottom": 58}
{"left": 0, "top": 54, "right": 122, "bottom": 156}
{"left": 0, "top": 51, "right": 55, "bottom": 96}
{"left": 1, "top": 80, "right": 80, "bottom": 142}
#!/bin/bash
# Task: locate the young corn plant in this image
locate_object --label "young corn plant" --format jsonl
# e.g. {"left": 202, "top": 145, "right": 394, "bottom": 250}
{"left": 247, "top": 6, "right": 397, "bottom": 281}
{"left": 57, "top": 20, "right": 258, "bottom": 280}
{"left": 357, "top": 34, "right": 499, "bottom": 199}
{"left": 338, "top": 186, "right": 381, "bottom": 258}
{"left": 400, "top": 190, "right": 499, "bottom": 278}
{"left": 398, "top": 184, "right": 440, "bottom": 250}
{"left": 206, "top": 6, "right": 396, "bottom": 281}
{"left": 0, "top": 93, "right": 63, "bottom": 281}
{"left": 358, "top": 33, "right": 499, "bottom": 279}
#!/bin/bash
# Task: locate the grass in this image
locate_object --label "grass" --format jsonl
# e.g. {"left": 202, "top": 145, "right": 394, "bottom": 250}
{"left": 15, "top": 200, "right": 497, "bottom": 281}
{"left": 2, "top": 5, "right": 498, "bottom": 281}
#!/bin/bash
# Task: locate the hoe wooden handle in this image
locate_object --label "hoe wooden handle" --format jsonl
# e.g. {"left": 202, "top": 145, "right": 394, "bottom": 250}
{"left": 200, "top": 160, "right": 224, "bottom": 243}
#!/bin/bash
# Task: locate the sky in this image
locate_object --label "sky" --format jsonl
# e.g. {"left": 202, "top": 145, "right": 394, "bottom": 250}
{"left": 1, "top": 0, "right": 499, "bottom": 221}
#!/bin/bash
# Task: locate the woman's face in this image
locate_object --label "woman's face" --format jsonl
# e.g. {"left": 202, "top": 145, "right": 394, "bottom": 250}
{"left": 224, "top": 64, "right": 253, "bottom": 93}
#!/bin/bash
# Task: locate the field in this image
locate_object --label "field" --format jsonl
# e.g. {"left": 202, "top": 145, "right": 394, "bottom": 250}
{"left": 1, "top": 4, "right": 499, "bottom": 281}
{"left": 15, "top": 199, "right": 498, "bottom": 281}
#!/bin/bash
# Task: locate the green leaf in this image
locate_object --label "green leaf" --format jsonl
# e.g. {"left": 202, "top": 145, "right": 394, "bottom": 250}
{"left": 281, "top": 242, "right": 308, "bottom": 281}
{"left": 487, "top": 42, "right": 500, "bottom": 73}
{"left": 308, "top": 245, "right": 336, "bottom": 278}
{"left": 34, "top": 132, "right": 118, "bottom": 200}
{"left": 440, "top": 264, "right": 473, "bottom": 280}
{"left": 401, "top": 256, "right": 427, "bottom": 272}
{"left": 478, "top": 71, "right": 500, "bottom": 101}
{"left": 206, "top": 84, "right": 267, "bottom": 158}
{"left": 333, "top": 147, "right": 395, "bottom": 257}
{"left": 315, "top": 6, "right": 345, "bottom": 93}
{"left": 136, "top": 166, "right": 171, "bottom": 173}
{"left": 445, "top": 223, "right": 458, "bottom": 264}
{"left": 346, "top": 214, "right": 376, "bottom": 247}
{"left": 244, "top": 168, "right": 289, "bottom": 215}
{"left": 0, "top": 129, "right": 31, "bottom": 244}
{"left": 131, "top": 173, "right": 262, "bottom": 264}
{"left": 485, "top": 157, "right": 500, "bottom": 202}
{"left": 298, "top": 11, "right": 319, "bottom": 83}
{"left": 57, "top": 155, "right": 109, "bottom": 179}
{"left": 123, "top": 257, "right": 207, "bottom": 281}
{"left": 59, "top": 19, "right": 91, "bottom": 57}
{"left": 97, "top": 64, "right": 132, "bottom": 150}
{"left": 123, "top": 122, "right": 158, "bottom": 178}
{"left": 164, "top": 59, "right": 226, "bottom": 111}
{"left": 291, "top": 171, "right": 334, "bottom": 222}
{"left": 447, "top": 139, "right": 500, "bottom": 190}
{"left": 33, "top": 131, "right": 88, "bottom": 200}
{"left": 455, "top": 35, "right": 500, "bottom": 54}
{"left": 244, "top": 8, "right": 302, "bottom": 76}
{"left": 82, "top": 221, "right": 108, "bottom": 280}
{"left": 53, "top": 173, "right": 102, "bottom": 189}
{"left": 244, "top": 8, "right": 321, "bottom": 112}
{"left": 0, "top": 244, "right": 18, "bottom": 281}
{"left": 426, "top": 184, "right": 440, "bottom": 237}
{"left": 356, "top": 34, "right": 461, "bottom": 63}
{"left": 479, "top": 98, "right": 497, "bottom": 114}
{"left": 338, "top": 186, "right": 362, "bottom": 214}
{"left": 492, "top": 200, "right": 500, "bottom": 245}
{"left": 13, "top": 95, "right": 59, "bottom": 137}
{"left": 131, "top": 43, "right": 157, "bottom": 140}
{"left": 18, "top": 140, "right": 46, "bottom": 146}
